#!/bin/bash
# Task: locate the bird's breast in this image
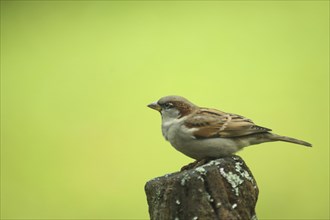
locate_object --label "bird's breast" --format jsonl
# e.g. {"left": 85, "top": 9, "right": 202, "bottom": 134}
{"left": 161, "top": 116, "right": 192, "bottom": 141}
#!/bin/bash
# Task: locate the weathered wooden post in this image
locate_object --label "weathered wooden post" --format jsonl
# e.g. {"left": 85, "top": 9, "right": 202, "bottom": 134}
{"left": 145, "top": 155, "right": 258, "bottom": 220}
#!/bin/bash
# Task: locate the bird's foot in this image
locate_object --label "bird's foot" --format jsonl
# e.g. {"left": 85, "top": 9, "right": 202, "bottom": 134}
{"left": 180, "top": 158, "right": 212, "bottom": 171}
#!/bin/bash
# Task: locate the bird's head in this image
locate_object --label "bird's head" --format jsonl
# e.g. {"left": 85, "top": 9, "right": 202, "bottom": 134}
{"left": 148, "top": 95, "right": 197, "bottom": 120}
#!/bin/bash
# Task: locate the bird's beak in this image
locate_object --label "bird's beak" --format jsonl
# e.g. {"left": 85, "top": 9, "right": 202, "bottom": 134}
{"left": 147, "top": 102, "right": 162, "bottom": 112}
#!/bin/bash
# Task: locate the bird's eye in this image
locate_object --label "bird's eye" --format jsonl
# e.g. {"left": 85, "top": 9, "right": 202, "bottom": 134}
{"left": 164, "top": 103, "right": 174, "bottom": 109}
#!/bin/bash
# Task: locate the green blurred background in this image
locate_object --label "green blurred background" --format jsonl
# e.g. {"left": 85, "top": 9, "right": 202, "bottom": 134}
{"left": 1, "top": 1, "right": 329, "bottom": 219}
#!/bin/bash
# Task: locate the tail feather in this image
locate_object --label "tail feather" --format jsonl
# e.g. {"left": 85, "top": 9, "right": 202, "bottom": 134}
{"left": 270, "top": 134, "right": 312, "bottom": 147}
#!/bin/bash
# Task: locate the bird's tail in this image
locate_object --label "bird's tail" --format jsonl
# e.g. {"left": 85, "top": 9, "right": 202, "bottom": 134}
{"left": 269, "top": 133, "right": 312, "bottom": 147}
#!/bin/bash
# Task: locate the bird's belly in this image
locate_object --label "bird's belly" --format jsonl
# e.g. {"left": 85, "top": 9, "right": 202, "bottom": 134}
{"left": 168, "top": 132, "right": 245, "bottom": 160}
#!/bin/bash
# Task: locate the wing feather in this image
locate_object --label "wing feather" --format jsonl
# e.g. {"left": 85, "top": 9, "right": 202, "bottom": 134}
{"left": 184, "top": 108, "right": 271, "bottom": 138}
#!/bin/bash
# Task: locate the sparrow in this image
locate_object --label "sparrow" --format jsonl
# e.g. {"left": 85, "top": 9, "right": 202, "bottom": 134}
{"left": 148, "top": 95, "right": 312, "bottom": 160}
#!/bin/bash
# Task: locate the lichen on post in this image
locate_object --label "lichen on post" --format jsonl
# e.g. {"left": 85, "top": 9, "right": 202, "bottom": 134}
{"left": 145, "top": 155, "right": 259, "bottom": 220}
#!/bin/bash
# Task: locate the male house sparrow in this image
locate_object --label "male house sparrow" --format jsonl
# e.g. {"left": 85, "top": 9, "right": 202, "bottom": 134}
{"left": 148, "top": 95, "right": 312, "bottom": 160}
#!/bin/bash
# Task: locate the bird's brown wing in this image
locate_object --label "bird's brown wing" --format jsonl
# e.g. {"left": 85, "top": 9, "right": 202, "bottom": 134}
{"left": 184, "top": 108, "right": 271, "bottom": 138}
